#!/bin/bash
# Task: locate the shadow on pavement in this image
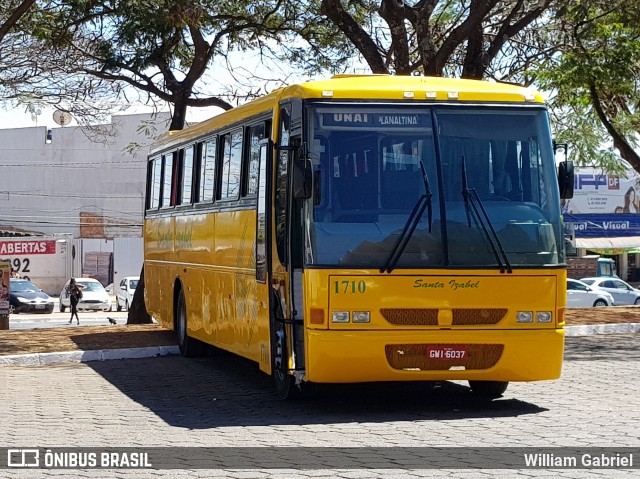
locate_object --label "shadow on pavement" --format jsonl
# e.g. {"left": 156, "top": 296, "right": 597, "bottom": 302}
{"left": 88, "top": 348, "right": 547, "bottom": 430}
{"left": 564, "top": 333, "right": 640, "bottom": 361}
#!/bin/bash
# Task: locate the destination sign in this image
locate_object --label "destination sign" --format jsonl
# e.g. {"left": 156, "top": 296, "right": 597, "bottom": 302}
{"left": 320, "top": 112, "right": 430, "bottom": 129}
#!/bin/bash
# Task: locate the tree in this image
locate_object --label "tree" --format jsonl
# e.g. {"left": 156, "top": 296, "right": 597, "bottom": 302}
{"left": 26, "top": 1, "right": 346, "bottom": 131}
{"left": 0, "top": 0, "right": 35, "bottom": 43}
{"left": 535, "top": 1, "right": 640, "bottom": 173}
{"left": 317, "top": 0, "right": 559, "bottom": 82}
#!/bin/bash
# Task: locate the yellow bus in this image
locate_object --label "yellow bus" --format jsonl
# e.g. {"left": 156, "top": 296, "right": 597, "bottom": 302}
{"left": 144, "top": 74, "right": 574, "bottom": 399}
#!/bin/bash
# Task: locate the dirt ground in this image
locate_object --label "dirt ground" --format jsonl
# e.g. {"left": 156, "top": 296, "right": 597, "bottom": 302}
{"left": 0, "top": 307, "right": 638, "bottom": 357}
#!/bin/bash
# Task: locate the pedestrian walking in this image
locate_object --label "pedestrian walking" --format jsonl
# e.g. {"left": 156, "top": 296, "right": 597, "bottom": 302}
{"left": 67, "top": 278, "right": 84, "bottom": 325}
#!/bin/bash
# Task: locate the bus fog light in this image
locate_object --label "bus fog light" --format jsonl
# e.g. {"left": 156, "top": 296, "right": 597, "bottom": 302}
{"left": 352, "top": 311, "right": 370, "bottom": 323}
{"left": 516, "top": 311, "right": 533, "bottom": 323}
{"left": 332, "top": 311, "right": 350, "bottom": 323}
{"left": 536, "top": 311, "right": 552, "bottom": 323}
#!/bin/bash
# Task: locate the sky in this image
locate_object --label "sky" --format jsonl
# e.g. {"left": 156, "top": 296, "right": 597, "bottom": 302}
{"left": 0, "top": 104, "right": 224, "bottom": 131}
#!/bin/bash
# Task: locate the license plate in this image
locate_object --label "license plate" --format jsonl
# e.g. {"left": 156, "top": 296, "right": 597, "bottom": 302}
{"left": 427, "top": 345, "right": 467, "bottom": 360}
{"left": 35, "top": 304, "right": 45, "bottom": 309}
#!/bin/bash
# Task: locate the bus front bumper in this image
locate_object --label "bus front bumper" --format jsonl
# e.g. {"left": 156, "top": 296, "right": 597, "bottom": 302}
{"left": 305, "top": 328, "right": 564, "bottom": 383}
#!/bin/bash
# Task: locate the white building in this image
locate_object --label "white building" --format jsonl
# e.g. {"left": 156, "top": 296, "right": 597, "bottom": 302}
{"left": 0, "top": 112, "right": 171, "bottom": 289}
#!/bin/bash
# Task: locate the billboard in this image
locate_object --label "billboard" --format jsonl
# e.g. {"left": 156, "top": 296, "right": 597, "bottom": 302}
{"left": 563, "top": 168, "right": 640, "bottom": 238}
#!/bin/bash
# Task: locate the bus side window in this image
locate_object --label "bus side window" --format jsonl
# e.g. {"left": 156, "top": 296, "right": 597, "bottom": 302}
{"left": 219, "top": 129, "right": 243, "bottom": 200}
{"left": 180, "top": 145, "right": 194, "bottom": 205}
{"left": 161, "top": 152, "right": 175, "bottom": 208}
{"left": 244, "top": 123, "right": 265, "bottom": 197}
{"left": 198, "top": 138, "right": 216, "bottom": 203}
{"left": 147, "top": 156, "right": 161, "bottom": 210}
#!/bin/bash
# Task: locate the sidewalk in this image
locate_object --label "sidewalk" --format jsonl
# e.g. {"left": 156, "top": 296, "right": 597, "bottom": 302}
{"left": 0, "top": 308, "right": 638, "bottom": 367}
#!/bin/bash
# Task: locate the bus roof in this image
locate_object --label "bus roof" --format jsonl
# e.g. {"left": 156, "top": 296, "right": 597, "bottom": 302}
{"left": 150, "top": 74, "right": 544, "bottom": 155}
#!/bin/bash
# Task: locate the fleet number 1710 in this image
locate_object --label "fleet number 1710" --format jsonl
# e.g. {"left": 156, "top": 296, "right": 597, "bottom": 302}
{"left": 333, "top": 280, "right": 366, "bottom": 294}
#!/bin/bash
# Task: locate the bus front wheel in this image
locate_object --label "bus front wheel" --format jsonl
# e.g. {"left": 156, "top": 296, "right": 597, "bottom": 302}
{"left": 176, "top": 288, "right": 207, "bottom": 358}
{"left": 468, "top": 380, "right": 508, "bottom": 399}
{"left": 271, "top": 319, "right": 301, "bottom": 399}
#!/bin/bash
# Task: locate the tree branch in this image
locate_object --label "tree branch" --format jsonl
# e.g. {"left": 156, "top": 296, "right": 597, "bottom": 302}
{"left": 590, "top": 83, "right": 640, "bottom": 171}
{"left": 320, "top": 0, "right": 388, "bottom": 73}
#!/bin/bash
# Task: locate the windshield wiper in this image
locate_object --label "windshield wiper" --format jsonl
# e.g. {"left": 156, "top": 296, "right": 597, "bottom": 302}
{"left": 460, "top": 156, "right": 512, "bottom": 274}
{"left": 380, "top": 161, "right": 433, "bottom": 274}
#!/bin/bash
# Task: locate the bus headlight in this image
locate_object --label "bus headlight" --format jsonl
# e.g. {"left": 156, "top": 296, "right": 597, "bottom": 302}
{"left": 536, "top": 311, "right": 552, "bottom": 323}
{"left": 516, "top": 311, "right": 533, "bottom": 323}
{"left": 332, "top": 311, "right": 350, "bottom": 323}
{"left": 352, "top": 311, "right": 370, "bottom": 323}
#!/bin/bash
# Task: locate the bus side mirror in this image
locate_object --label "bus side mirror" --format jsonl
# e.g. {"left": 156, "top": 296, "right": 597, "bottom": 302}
{"left": 558, "top": 161, "right": 574, "bottom": 199}
{"left": 293, "top": 159, "right": 313, "bottom": 199}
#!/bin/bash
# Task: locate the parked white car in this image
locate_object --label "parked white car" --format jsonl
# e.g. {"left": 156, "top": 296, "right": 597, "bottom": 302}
{"left": 116, "top": 276, "right": 139, "bottom": 311}
{"left": 567, "top": 278, "right": 614, "bottom": 308}
{"left": 59, "top": 278, "right": 112, "bottom": 312}
{"left": 580, "top": 277, "right": 640, "bottom": 305}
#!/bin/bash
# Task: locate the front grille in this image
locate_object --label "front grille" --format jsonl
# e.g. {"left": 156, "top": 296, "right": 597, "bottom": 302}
{"left": 385, "top": 343, "right": 504, "bottom": 370}
{"left": 381, "top": 308, "right": 438, "bottom": 325}
{"left": 452, "top": 308, "right": 507, "bottom": 325}
{"left": 381, "top": 308, "right": 507, "bottom": 326}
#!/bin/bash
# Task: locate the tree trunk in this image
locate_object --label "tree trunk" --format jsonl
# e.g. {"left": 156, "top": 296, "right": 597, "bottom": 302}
{"left": 127, "top": 266, "right": 152, "bottom": 324}
{"left": 169, "top": 98, "right": 188, "bottom": 131}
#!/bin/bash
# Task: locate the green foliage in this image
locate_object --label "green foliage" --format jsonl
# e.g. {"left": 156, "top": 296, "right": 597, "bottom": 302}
{"left": 535, "top": 0, "right": 640, "bottom": 171}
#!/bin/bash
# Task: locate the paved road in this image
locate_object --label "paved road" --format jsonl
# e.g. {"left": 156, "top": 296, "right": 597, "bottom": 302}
{"left": 0, "top": 334, "right": 638, "bottom": 478}
{"left": 7, "top": 310, "right": 130, "bottom": 329}
{"left": 7, "top": 297, "right": 129, "bottom": 329}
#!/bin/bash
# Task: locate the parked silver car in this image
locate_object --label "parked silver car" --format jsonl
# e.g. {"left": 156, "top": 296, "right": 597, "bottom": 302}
{"left": 59, "top": 278, "right": 112, "bottom": 312}
{"left": 566, "top": 278, "right": 614, "bottom": 308}
{"left": 580, "top": 277, "right": 640, "bottom": 305}
{"left": 115, "top": 276, "right": 139, "bottom": 311}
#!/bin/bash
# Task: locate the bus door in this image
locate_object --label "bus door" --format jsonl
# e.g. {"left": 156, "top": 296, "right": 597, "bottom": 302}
{"left": 256, "top": 139, "right": 272, "bottom": 372}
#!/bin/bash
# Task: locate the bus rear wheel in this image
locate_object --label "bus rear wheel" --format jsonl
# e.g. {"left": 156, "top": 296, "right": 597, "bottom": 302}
{"left": 176, "top": 288, "right": 207, "bottom": 358}
{"left": 468, "top": 380, "right": 508, "bottom": 399}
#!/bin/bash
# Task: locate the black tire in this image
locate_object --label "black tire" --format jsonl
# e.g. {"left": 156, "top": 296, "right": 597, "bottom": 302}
{"left": 125, "top": 300, "right": 129, "bottom": 312}
{"left": 270, "top": 315, "right": 303, "bottom": 399}
{"left": 635, "top": 298, "right": 640, "bottom": 305}
{"left": 593, "top": 299, "right": 608, "bottom": 307}
{"left": 59, "top": 303, "right": 66, "bottom": 313}
{"left": 176, "top": 288, "right": 207, "bottom": 357}
{"left": 469, "top": 380, "right": 509, "bottom": 399}
{"left": 116, "top": 300, "right": 122, "bottom": 312}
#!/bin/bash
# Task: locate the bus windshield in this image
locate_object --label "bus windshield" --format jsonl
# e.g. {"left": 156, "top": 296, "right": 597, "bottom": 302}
{"left": 305, "top": 104, "right": 563, "bottom": 269}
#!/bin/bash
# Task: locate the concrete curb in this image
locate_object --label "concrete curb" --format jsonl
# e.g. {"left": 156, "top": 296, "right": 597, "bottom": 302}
{"left": 0, "top": 345, "right": 180, "bottom": 367}
{"left": 565, "top": 322, "right": 640, "bottom": 336}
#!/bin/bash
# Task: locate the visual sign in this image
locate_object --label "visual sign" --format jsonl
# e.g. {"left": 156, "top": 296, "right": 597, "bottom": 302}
{"left": 562, "top": 167, "right": 640, "bottom": 239}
